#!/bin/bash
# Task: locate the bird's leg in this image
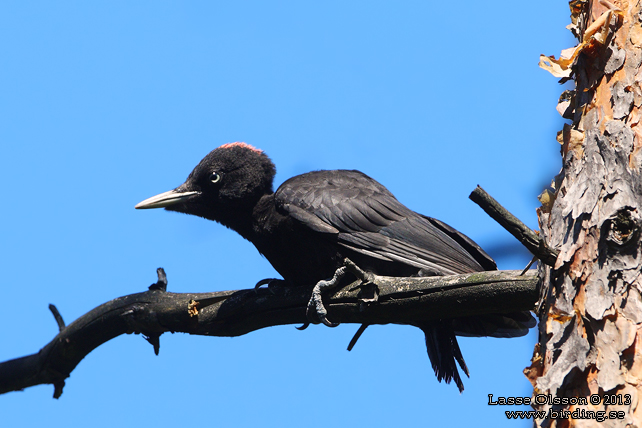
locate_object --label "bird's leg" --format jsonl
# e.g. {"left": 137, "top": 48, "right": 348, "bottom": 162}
{"left": 307, "top": 266, "right": 348, "bottom": 327}
{"left": 307, "top": 258, "right": 376, "bottom": 328}
{"left": 343, "top": 258, "right": 376, "bottom": 284}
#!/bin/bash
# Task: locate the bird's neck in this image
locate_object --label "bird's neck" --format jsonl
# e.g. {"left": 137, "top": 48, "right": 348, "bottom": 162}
{"left": 214, "top": 193, "right": 273, "bottom": 241}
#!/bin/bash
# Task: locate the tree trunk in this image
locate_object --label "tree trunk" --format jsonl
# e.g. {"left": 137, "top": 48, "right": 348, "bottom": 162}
{"left": 531, "top": 1, "right": 642, "bottom": 426}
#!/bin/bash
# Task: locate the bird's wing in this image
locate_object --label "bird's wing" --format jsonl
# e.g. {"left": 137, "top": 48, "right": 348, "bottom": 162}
{"left": 275, "top": 170, "right": 489, "bottom": 275}
{"left": 420, "top": 215, "right": 496, "bottom": 271}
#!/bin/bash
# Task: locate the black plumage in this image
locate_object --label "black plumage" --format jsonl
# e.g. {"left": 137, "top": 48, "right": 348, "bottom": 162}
{"left": 136, "top": 142, "right": 534, "bottom": 391}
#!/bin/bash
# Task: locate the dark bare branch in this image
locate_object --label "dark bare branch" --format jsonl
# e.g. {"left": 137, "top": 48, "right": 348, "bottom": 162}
{"left": 0, "top": 269, "right": 536, "bottom": 398}
{"left": 469, "top": 186, "right": 559, "bottom": 266}
{"left": 48, "top": 304, "right": 65, "bottom": 332}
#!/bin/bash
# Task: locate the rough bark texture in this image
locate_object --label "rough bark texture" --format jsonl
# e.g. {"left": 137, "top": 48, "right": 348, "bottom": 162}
{"left": 531, "top": 1, "right": 642, "bottom": 426}
{"left": 0, "top": 269, "right": 536, "bottom": 398}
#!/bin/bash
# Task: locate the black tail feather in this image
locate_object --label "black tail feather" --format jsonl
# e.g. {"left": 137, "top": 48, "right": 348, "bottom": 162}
{"left": 417, "top": 320, "right": 468, "bottom": 393}
{"left": 450, "top": 331, "right": 469, "bottom": 378}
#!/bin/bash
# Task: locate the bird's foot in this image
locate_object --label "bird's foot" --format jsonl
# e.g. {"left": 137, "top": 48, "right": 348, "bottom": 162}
{"left": 254, "top": 278, "right": 287, "bottom": 295}
{"left": 307, "top": 270, "right": 345, "bottom": 327}
{"left": 306, "top": 258, "right": 375, "bottom": 328}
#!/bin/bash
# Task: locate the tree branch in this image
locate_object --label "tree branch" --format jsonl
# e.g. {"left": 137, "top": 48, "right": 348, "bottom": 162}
{"left": 0, "top": 268, "right": 536, "bottom": 398}
{"left": 469, "top": 185, "right": 559, "bottom": 266}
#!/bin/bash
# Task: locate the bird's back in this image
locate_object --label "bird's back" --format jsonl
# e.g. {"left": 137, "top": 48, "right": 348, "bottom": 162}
{"left": 270, "top": 169, "right": 495, "bottom": 280}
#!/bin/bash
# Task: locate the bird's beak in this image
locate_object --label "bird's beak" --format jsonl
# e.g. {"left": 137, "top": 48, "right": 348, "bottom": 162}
{"left": 135, "top": 189, "right": 200, "bottom": 209}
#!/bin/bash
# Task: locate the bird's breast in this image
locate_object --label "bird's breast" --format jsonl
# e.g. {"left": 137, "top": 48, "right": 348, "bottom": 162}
{"left": 250, "top": 211, "right": 343, "bottom": 286}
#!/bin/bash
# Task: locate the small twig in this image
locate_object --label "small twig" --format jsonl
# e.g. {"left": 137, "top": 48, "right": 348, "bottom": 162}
{"left": 148, "top": 268, "right": 168, "bottom": 291}
{"left": 143, "top": 333, "right": 161, "bottom": 356}
{"left": 145, "top": 268, "right": 167, "bottom": 355}
{"left": 520, "top": 257, "right": 537, "bottom": 276}
{"left": 53, "top": 381, "right": 65, "bottom": 399}
{"left": 48, "top": 304, "right": 66, "bottom": 332}
{"left": 347, "top": 324, "right": 369, "bottom": 351}
{"left": 469, "top": 186, "right": 559, "bottom": 266}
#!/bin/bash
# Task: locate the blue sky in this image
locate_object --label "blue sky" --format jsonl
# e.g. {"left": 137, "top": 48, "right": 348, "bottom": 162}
{"left": 1, "top": 2, "right": 572, "bottom": 427}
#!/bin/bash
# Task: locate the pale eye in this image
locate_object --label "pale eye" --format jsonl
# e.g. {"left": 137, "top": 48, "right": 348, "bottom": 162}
{"left": 210, "top": 171, "right": 222, "bottom": 183}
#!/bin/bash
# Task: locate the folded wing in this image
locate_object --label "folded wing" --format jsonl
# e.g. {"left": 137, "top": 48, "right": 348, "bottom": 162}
{"left": 275, "top": 169, "right": 494, "bottom": 275}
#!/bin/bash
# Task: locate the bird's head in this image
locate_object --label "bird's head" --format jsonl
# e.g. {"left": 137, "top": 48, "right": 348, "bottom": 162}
{"left": 135, "top": 143, "right": 276, "bottom": 226}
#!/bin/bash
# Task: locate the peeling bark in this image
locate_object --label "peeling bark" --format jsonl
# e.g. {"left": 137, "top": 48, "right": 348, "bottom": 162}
{"left": 532, "top": 1, "right": 642, "bottom": 426}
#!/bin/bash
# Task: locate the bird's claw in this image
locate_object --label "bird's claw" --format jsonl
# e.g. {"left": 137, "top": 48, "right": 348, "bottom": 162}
{"left": 306, "top": 282, "right": 340, "bottom": 327}
{"left": 305, "top": 259, "right": 375, "bottom": 328}
{"left": 305, "top": 263, "right": 353, "bottom": 327}
{"left": 254, "top": 278, "right": 286, "bottom": 295}
{"left": 255, "top": 278, "right": 277, "bottom": 289}
{"left": 295, "top": 322, "right": 310, "bottom": 330}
